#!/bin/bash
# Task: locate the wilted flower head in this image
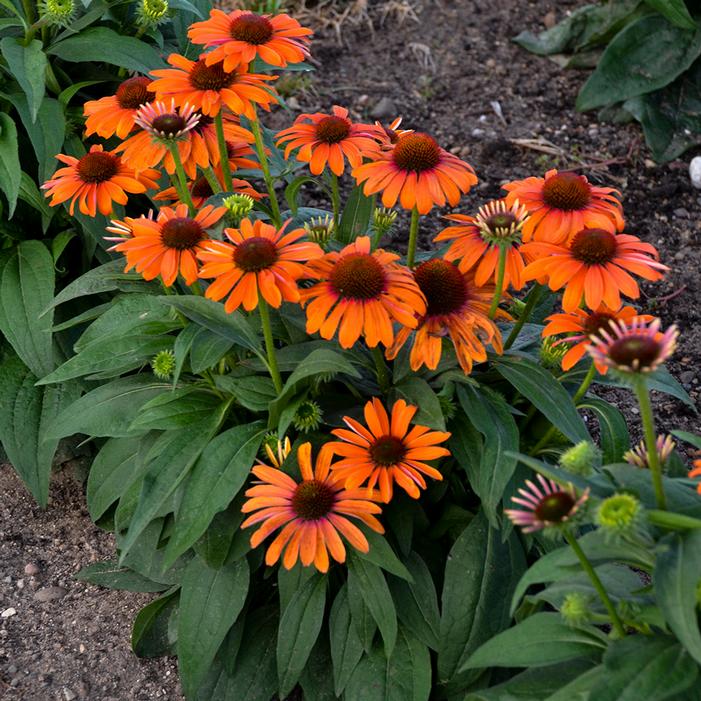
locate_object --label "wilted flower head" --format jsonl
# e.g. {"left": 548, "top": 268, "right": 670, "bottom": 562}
{"left": 595, "top": 493, "right": 642, "bottom": 538}
{"left": 560, "top": 592, "right": 591, "bottom": 627}
{"left": 559, "top": 441, "right": 600, "bottom": 477}
{"left": 624, "top": 434, "right": 675, "bottom": 469}
{"left": 150, "top": 349, "right": 175, "bottom": 380}
{"left": 505, "top": 474, "right": 589, "bottom": 533}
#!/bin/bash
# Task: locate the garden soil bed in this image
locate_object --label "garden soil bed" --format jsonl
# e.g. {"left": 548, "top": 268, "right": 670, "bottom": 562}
{"left": 1, "top": 0, "right": 700, "bottom": 698}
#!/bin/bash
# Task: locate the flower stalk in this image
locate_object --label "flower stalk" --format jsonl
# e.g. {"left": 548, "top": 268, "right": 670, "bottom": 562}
{"left": 258, "top": 297, "right": 283, "bottom": 393}
{"left": 250, "top": 112, "right": 282, "bottom": 227}
{"left": 167, "top": 143, "right": 195, "bottom": 215}
{"left": 407, "top": 207, "right": 420, "bottom": 268}
{"left": 488, "top": 245, "right": 507, "bottom": 319}
{"left": 504, "top": 283, "right": 544, "bottom": 350}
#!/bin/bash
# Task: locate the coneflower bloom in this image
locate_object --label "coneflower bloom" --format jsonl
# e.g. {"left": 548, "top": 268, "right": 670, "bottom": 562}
{"left": 300, "top": 236, "right": 426, "bottom": 349}
{"left": 386, "top": 259, "right": 507, "bottom": 374}
{"left": 241, "top": 442, "right": 383, "bottom": 572}
{"left": 521, "top": 228, "right": 667, "bottom": 312}
{"left": 505, "top": 475, "right": 590, "bottom": 533}
{"left": 327, "top": 398, "right": 451, "bottom": 503}
{"left": 188, "top": 9, "right": 312, "bottom": 72}
{"left": 435, "top": 199, "right": 529, "bottom": 289}
{"left": 276, "top": 106, "right": 377, "bottom": 176}
{"left": 107, "top": 203, "right": 225, "bottom": 286}
{"left": 353, "top": 132, "right": 477, "bottom": 214}
{"left": 42, "top": 145, "right": 159, "bottom": 217}
{"left": 197, "top": 218, "right": 322, "bottom": 312}
{"left": 542, "top": 304, "right": 653, "bottom": 372}
{"left": 187, "top": 114, "right": 256, "bottom": 171}
{"left": 586, "top": 316, "right": 678, "bottom": 375}
{"left": 150, "top": 54, "right": 277, "bottom": 118}
{"left": 624, "top": 434, "right": 676, "bottom": 469}
{"left": 503, "top": 170, "right": 624, "bottom": 244}
{"left": 371, "top": 117, "right": 413, "bottom": 149}
{"left": 114, "top": 100, "right": 202, "bottom": 175}
{"left": 83, "top": 76, "right": 155, "bottom": 139}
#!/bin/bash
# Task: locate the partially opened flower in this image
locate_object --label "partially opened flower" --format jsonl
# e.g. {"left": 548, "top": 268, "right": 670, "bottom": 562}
{"left": 435, "top": 199, "right": 529, "bottom": 289}
{"left": 505, "top": 474, "right": 589, "bottom": 533}
{"left": 586, "top": 316, "right": 678, "bottom": 375}
{"left": 42, "top": 145, "right": 159, "bottom": 217}
{"left": 521, "top": 228, "right": 667, "bottom": 312}
{"left": 276, "top": 106, "right": 377, "bottom": 176}
{"left": 300, "top": 236, "right": 426, "bottom": 349}
{"left": 353, "top": 132, "right": 477, "bottom": 214}
{"left": 241, "top": 442, "right": 383, "bottom": 572}
{"left": 624, "top": 434, "right": 676, "bottom": 469}
{"left": 386, "top": 259, "right": 506, "bottom": 374}
{"left": 503, "top": 170, "right": 624, "bottom": 244}
{"left": 371, "top": 117, "right": 413, "bottom": 149}
{"left": 542, "top": 304, "right": 653, "bottom": 372}
{"left": 83, "top": 76, "right": 155, "bottom": 139}
{"left": 197, "top": 218, "right": 322, "bottom": 312}
{"left": 107, "top": 203, "right": 225, "bottom": 286}
{"left": 150, "top": 54, "right": 277, "bottom": 117}
{"left": 188, "top": 9, "right": 312, "bottom": 71}
{"left": 327, "top": 398, "right": 450, "bottom": 503}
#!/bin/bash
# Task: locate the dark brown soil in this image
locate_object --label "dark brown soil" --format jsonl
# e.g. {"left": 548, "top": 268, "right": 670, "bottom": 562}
{"left": 1, "top": 0, "right": 700, "bottom": 699}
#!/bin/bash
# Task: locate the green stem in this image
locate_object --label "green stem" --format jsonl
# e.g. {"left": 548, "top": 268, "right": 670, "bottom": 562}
{"left": 167, "top": 143, "right": 195, "bottom": 215}
{"left": 504, "top": 283, "right": 544, "bottom": 350}
{"left": 189, "top": 281, "right": 203, "bottom": 296}
{"left": 406, "top": 207, "right": 420, "bottom": 268}
{"left": 21, "top": 0, "right": 35, "bottom": 43}
{"left": 204, "top": 166, "right": 223, "bottom": 195}
{"left": 330, "top": 173, "right": 341, "bottom": 233}
{"left": 214, "top": 110, "right": 234, "bottom": 192}
{"left": 488, "top": 245, "right": 508, "bottom": 319}
{"left": 258, "top": 298, "right": 282, "bottom": 394}
{"left": 634, "top": 377, "right": 667, "bottom": 510}
{"left": 371, "top": 347, "right": 390, "bottom": 393}
{"left": 563, "top": 528, "right": 626, "bottom": 638}
{"left": 250, "top": 113, "right": 282, "bottom": 227}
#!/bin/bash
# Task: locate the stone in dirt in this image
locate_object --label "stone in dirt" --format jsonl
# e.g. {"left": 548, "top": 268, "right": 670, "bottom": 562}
{"left": 370, "top": 97, "right": 396, "bottom": 120}
{"left": 33, "top": 586, "right": 68, "bottom": 602}
{"left": 1, "top": 607, "right": 17, "bottom": 618}
{"left": 23, "top": 563, "right": 40, "bottom": 576}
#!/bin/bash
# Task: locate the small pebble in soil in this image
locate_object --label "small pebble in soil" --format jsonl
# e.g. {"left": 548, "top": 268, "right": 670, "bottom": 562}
{"left": 370, "top": 96, "right": 396, "bottom": 119}
{"left": 1, "top": 607, "right": 17, "bottom": 618}
{"left": 33, "top": 586, "right": 68, "bottom": 602}
{"left": 690, "top": 156, "right": 701, "bottom": 189}
{"left": 23, "top": 563, "right": 40, "bottom": 576}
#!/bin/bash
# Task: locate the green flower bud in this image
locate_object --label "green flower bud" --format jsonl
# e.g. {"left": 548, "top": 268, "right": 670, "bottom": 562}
{"left": 560, "top": 592, "right": 591, "bottom": 627}
{"left": 150, "top": 349, "right": 175, "bottom": 380}
{"left": 223, "top": 193, "right": 254, "bottom": 226}
{"left": 595, "top": 493, "right": 641, "bottom": 538}
{"left": 539, "top": 336, "right": 568, "bottom": 371}
{"left": 303, "top": 215, "right": 334, "bottom": 246}
{"left": 293, "top": 399, "right": 323, "bottom": 433}
{"left": 372, "top": 207, "right": 397, "bottom": 243}
{"left": 438, "top": 393, "right": 456, "bottom": 421}
{"left": 40, "top": 0, "right": 76, "bottom": 27}
{"left": 559, "top": 441, "right": 600, "bottom": 477}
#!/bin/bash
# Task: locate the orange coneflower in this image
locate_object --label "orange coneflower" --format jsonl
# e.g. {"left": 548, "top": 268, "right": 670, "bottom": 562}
{"left": 150, "top": 54, "right": 277, "bottom": 118}
{"left": 689, "top": 455, "right": 701, "bottom": 495}
{"left": 542, "top": 304, "right": 653, "bottom": 372}
{"left": 371, "top": 117, "right": 413, "bottom": 149}
{"left": 521, "top": 228, "right": 667, "bottom": 312}
{"left": 188, "top": 9, "right": 312, "bottom": 72}
{"left": 353, "top": 132, "right": 477, "bottom": 214}
{"left": 300, "top": 236, "right": 426, "bottom": 349}
{"left": 276, "top": 106, "right": 377, "bottom": 176}
{"left": 106, "top": 203, "right": 225, "bottom": 286}
{"left": 327, "top": 398, "right": 450, "bottom": 503}
{"left": 187, "top": 113, "right": 256, "bottom": 171}
{"left": 241, "top": 442, "right": 383, "bottom": 572}
{"left": 435, "top": 199, "right": 529, "bottom": 289}
{"left": 42, "top": 145, "right": 159, "bottom": 217}
{"left": 503, "top": 170, "right": 624, "bottom": 244}
{"left": 386, "top": 259, "right": 507, "bottom": 374}
{"left": 83, "top": 76, "right": 155, "bottom": 139}
{"left": 197, "top": 218, "right": 322, "bottom": 312}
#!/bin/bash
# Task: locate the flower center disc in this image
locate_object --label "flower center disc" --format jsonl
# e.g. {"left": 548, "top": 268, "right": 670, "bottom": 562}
{"left": 151, "top": 113, "right": 188, "bottom": 136}
{"left": 583, "top": 311, "right": 615, "bottom": 338}
{"left": 189, "top": 60, "right": 236, "bottom": 91}
{"left": 116, "top": 77, "right": 155, "bottom": 110}
{"left": 414, "top": 259, "right": 467, "bottom": 316}
{"left": 370, "top": 436, "right": 407, "bottom": 466}
{"left": 229, "top": 13, "right": 274, "bottom": 44}
{"left": 608, "top": 336, "right": 660, "bottom": 370}
{"left": 329, "top": 253, "right": 386, "bottom": 299}
{"left": 485, "top": 212, "right": 516, "bottom": 234}
{"left": 315, "top": 115, "right": 351, "bottom": 144}
{"left": 534, "top": 491, "right": 576, "bottom": 523}
{"left": 542, "top": 172, "right": 591, "bottom": 211}
{"left": 76, "top": 151, "right": 119, "bottom": 184}
{"left": 191, "top": 176, "right": 213, "bottom": 199}
{"left": 392, "top": 133, "right": 441, "bottom": 173}
{"left": 570, "top": 228, "right": 617, "bottom": 265}
{"left": 160, "top": 217, "right": 204, "bottom": 250}
{"left": 233, "top": 236, "right": 278, "bottom": 272}
{"left": 292, "top": 480, "right": 336, "bottom": 520}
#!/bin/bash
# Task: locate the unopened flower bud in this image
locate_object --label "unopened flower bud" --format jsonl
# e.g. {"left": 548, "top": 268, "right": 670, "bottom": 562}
{"left": 559, "top": 441, "right": 600, "bottom": 477}
{"left": 595, "top": 493, "right": 641, "bottom": 538}
{"left": 223, "top": 193, "right": 254, "bottom": 226}
{"left": 540, "top": 336, "right": 568, "bottom": 371}
{"left": 372, "top": 207, "right": 397, "bottom": 242}
{"left": 40, "top": 0, "right": 75, "bottom": 26}
{"left": 560, "top": 592, "right": 591, "bottom": 627}
{"left": 303, "top": 215, "right": 334, "bottom": 246}
{"left": 151, "top": 349, "right": 175, "bottom": 380}
{"left": 137, "top": 0, "right": 169, "bottom": 26}
{"left": 293, "top": 399, "right": 323, "bottom": 433}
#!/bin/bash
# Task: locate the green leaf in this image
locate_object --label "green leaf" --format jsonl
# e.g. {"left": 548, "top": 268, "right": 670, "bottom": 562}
{"left": 277, "top": 573, "right": 327, "bottom": 697}
{"left": 189, "top": 327, "right": 233, "bottom": 373}
{"left": 329, "top": 584, "right": 365, "bottom": 696}
{"left": 279, "top": 347, "right": 361, "bottom": 398}
{"left": 132, "top": 590, "right": 178, "bottom": 658}
{"left": 354, "top": 528, "right": 413, "bottom": 581}
{"left": 673, "top": 430, "right": 701, "bottom": 450}
{"left": 456, "top": 385, "right": 519, "bottom": 525}
{"left": 163, "top": 422, "right": 265, "bottom": 568}
{"left": 345, "top": 644, "right": 387, "bottom": 700}
{"left": 178, "top": 556, "right": 249, "bottom": 698}
{"left": 577, "top": 396, "right": 630, "bottom": 463}
{"left": 0, "top": 354, "right": 78, "bottom": 506}
{"left": 337, "top": 184, "right": 374, "bottom": 243}
{"left": 46, "top": 375, "right": 171, "bottom": 439}
{"left": 386, "top": 628, "right": 431, "bottom": 701}
{"left": 348, "top": 553, "right": 397, "bottom": 656}
{"left": 215, "top": 374, "right": 277, "bottom": 412}
{"left": 494, "top": 355, "right": 589, "bottom": 444}
{"left": 461, "top": 612, "right": 606, "bottom": 670}
{"left": 75, "top": 561, "right": 170, "bottom": 593}
{"left": 0, "top": 241, "right": 55, "bottom": 379}
{"left": 19, "top": 172, "right": 53, "bottom": 232}
{"left": 284, "top": 175, "right": 318, "bottom": 214}
{"left": 130, "top": 389, "right": 220, "bottom": 431}
{"left": 0, "top": 109, "right": 21, "bottom": 216}
{"left": 577, "top": 15, "right": 701, "bottom": 111}
{"left": 644, "top": 0, "right": 696, "bottom": 30}
{"left": 47, "top": 27, "right": 167, "bottom": 72}
{"left": 438, "top": 511, "right": 526, "bottom": 691}
{"left": 1, "top": 38, "right": 46, "bottom": 122}
{"left": 655, "top": 530, "right": 701, "bottom": 665}
{"left": 393, "top": 376, "right": 445, "bottom": 430}
{"left": 299, "top": 634, "right": 336, "bottom": 701}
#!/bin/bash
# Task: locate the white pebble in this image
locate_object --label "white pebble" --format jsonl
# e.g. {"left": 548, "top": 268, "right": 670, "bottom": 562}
{"left": 690, "top": 156, "right": 701, "bottom": 189}
{"left": 1, "top": 608, "right": 17, "bottom": 618}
